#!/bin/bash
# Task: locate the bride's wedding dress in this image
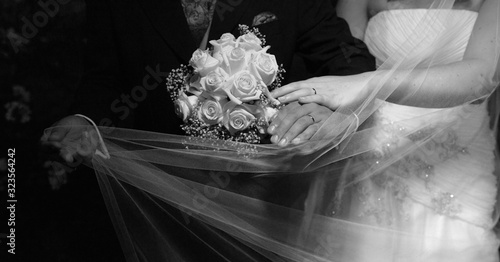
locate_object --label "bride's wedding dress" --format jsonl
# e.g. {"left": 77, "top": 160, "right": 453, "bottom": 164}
{"left": 329, "top": 9, "right": 499, "bottom": 261}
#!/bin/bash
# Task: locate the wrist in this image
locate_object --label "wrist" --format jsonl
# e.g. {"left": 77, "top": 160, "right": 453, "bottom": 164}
{"left": 362, "top": 71, "right": 379, "bottom": 93}
{"left": 74, "top": 114, "right": 95, "bottom": 126}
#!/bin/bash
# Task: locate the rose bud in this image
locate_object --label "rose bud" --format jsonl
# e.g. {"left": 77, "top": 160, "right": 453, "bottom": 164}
{"left": 236, "top": 33, "right": 263, "bottom": 51}
{"left": 187, "top": 74, "right": 205, "bottom": 96}
{"left": 174, "top": 93, "right": 199, "bottom": 122}
{"left": 190, "top": 49, "right": 220, "bottom": 76}
{"left": 227, "top": 47, "right": 250, "bottom": 75}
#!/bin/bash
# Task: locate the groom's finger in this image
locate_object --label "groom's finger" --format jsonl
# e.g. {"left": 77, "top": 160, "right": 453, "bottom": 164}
{"left": 267, "top": 102, "right": 301, "bottom": 135}
{"left": 276, "top": 114, "right": 316, "bottom": 146}
{"left": 276, "top": 104, "right": 333, "bottom": 146}
{"left": 269, "top": 103, "right": 320, "bottom": 145}
{"left": 291, "top": 124, "right": 320, "bottom": 144}
{"left": 47, "top": 127, "right": 68, "bottom": 141}
{"left": 41, "top": 126, "right": 70, "bottom": 148}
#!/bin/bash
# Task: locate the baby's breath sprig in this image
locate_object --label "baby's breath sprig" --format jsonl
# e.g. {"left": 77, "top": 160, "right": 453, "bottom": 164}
{"left": 238, "top": 24, "right": 250, "bottom": 36}
{"left": 182, "top": 115, "right": 264, "bottom": 144}
{"left": 166, "top": 64, "right": 192, "bottom": 101}
{"left": 232, "top": 124, "right": 262, "bottom": 144}
{"left": 268, "top": 64, "right": 286, "bottom": 92}
{"left": 181, "top": 129, "right": 260, "bottom": 157}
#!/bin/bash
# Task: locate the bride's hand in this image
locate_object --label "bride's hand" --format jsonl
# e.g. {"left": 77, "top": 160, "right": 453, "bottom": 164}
{"left": 271, "top": 73, "right": 372, "bottom": 110}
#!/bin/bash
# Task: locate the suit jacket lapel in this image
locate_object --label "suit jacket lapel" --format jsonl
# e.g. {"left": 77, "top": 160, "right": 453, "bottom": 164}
{"left": 136, "top": 0, "right": 197, "bottom": 63}
{"left": 208, "top": 0, "right": 251, "bottom": 41}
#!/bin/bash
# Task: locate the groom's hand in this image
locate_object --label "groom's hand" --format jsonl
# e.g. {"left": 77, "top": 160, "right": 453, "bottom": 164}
{"left": 267, "top": 102, "right": 333, "bottom": 146}
{"left": 41, "top": 116, "right": 97, "bottom": 163}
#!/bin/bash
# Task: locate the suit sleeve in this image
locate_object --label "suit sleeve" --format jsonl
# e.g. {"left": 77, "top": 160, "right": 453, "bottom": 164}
{"left": 70, "top": 0, "right": 134, "bottom": 128}
{"left": 295, "top": 0, "right": 375, "bottom": 76}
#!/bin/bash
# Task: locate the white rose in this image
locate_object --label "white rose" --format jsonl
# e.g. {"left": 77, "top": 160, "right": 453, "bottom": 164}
{"left": 174, "top": 93, "right": 199, "bottom": 122}
{"left": 213, "top": 33, "right": 236, "bottom": 48}
{"left": 219, "top": 33, "right": 236, "bottom": 43}
{"left": 237, "top": 32, "right": 263, "bottom": 51}
{"left": 250, "top": 51, "right": 279, "bottom": 86}
{"left": 200, "top": 68, "right": 229, "bottom": 100}
{"left": 230, "top": 70, "right": 262, "bottom": 102}
{"left": 187, "top": 74, "right": 205, "bottom": 95}
{"left": 211, "top": 33, "right": 237, "bottom": 63}
{"left": 223, "top": 105, "right": 256, "bottom": 134}
{"left": 190, "top": 49, "right": 220, "bottom": 76}
{"left": 198, "top": 97, "right": 227, "bottom": 125}
{"left": 227, "top": 47, "right": 251, "bottom": 75}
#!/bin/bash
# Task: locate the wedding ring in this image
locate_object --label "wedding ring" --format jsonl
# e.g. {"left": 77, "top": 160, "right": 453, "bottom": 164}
{"left": 312, "top": 88, "right": 317, "bottom": 95}
{"left": 306, "top": 114, "right": 316, "bottom": 123}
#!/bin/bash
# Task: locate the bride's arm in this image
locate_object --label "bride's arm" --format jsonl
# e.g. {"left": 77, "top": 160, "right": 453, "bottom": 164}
{"left": 275, "top": 0, "right": 500, "bottom": 109}
{"left": 382, "top": 0, "right": 500, "bottom": 107}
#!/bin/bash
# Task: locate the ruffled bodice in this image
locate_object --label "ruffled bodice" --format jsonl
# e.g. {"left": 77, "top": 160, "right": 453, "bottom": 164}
{"left": 364, "top": 9, "right": 478, "bottom": 68}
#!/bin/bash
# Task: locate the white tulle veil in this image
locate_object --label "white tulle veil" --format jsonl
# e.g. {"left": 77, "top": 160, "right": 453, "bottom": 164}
{"left": 52, "top": 0, "right": 500, "bottom": 261}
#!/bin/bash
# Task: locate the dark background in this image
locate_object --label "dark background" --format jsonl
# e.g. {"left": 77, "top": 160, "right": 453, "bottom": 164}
{"left": 1, "top": 1, "right": 123, "bottom": 261}
{"left": 0, "top": 1, "right": 499, "bottom": 261}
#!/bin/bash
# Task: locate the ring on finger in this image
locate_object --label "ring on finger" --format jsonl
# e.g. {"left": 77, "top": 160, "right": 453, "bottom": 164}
{"left": 306, "top": 114, "right": 316, "bottom": 123}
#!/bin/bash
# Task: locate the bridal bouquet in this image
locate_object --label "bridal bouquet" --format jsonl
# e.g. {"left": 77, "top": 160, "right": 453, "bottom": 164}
{"left": 167, "top": 26, "right": 285, "bottom": 144}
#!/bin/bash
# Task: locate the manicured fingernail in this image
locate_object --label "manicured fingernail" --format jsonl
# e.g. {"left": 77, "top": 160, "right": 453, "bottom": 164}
{"left": 278, "top": 138, "right": 288, "bottom": 146}
{"left": 268, "top": 125, "right": 276, "bottom": 134}
{"left": 271, "top": 135, "right": 279, "bottom": 144}
{"left": 278, "top": 96, "right": 286, "bottom": 102}
{"left": 291, "top": 138, "right": 301, "bottom": 144}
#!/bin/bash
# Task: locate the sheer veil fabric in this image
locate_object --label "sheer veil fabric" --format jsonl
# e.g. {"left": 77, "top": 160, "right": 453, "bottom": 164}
{"left": 55, "top": 0, "right": 500, "bottom": 261}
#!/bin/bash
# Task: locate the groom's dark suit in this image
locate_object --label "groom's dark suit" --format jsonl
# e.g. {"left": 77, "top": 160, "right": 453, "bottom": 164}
{"left": 71, "top": 0, "right": 374, "bottom": 261}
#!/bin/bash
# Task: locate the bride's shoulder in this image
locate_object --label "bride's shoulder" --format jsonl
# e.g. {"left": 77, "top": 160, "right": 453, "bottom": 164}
{"left": 366, "top": 0, "right": 389, "bottom": 18}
